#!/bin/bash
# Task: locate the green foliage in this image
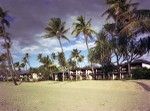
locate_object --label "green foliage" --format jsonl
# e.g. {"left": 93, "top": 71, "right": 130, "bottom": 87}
{"left": 57, "top": 52, "right": 67, "bottom": 68}
{"left": 0, "top": 7, "right": 10, "bottom": 28}
{"left": 70, "top": 49, "right": 84, "bottom": 68}
{"left": 44, "top": 18, "right": 69, "bottom": 53}
{"left": 132, "top": 68, "right": 150, "bottom": 79}
{"left": 72, "top": 15, "right": 96, "bottom": 68}
{"left": 89, "top": 31, "right": 112, "bottom": 65}
{"left": 67, "top": 58, "right": 77, "bottom": 70}
{"left": 72, "top": 16, "right": 96, "bottom": 37}
{"left": 30, "top": 66, "right": 59, "bottom": 80}
{"left": 36, "top": 54, "right": 59, "bottom": 80}
{"left": 102, "top": 62, "right": 115, "bottom": 75}
{"left": 0, "top": 53, "right": 7, "bottom": 62}
{"left": 44, "top": 18, "right": 69, "bottom": 39}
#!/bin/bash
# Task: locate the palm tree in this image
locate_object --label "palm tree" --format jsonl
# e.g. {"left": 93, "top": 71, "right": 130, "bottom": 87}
{"left": 89, "top": 31, "right": 112, "bottom": 79}
{"left": 20, "top": 53, "right": 31, "bottom": 81}
{"left": 44, "top": 18, "right": 69, "bottom": 53}
{"left": 44, "top": 18, "right": 69, "bottom": 81}
{"left": 51, "top": 53, "right": 57, "bottom": 63}
{"left": 72, "top": 16, "right": 96, "bottom": 76}
{"left": 22, "top": 53, "right": 31, "bottom": 71}
{"left": 14, "top": 62, "right": 21, "bottom": 71}
{"left": 57, "top": 52, "right": 67, "bottom": 81}
{"left": 103, "top": 0, "right": 150, "bottom": 40}
{"left": 103, "top": 0, "right": 150, "bottom": 78}
{"left": 0, "top": 7, "right": 18, "bottom": 85}
{"left": 102, "top": 0, "right": 139, "bottom": 21}
{"left": 118, "top": 2, "right": 150, "bottom": 79}
{"left": 37, "top": 54, "right": 56, "bottom": 80}
{"left": 37, "top": 53, "right": 42, "bottom": 61}
{"left": 71, "top": 49, "right": 84, "bottom": 80}
{"left": 103, "top": 23, "right": 126, "bottom": 79}
{"left": 2, "top": 37, "right": 18, "bottom": 83}
{"left": 0, "top": 53, "right": 8, "bottom": 80}
{"left": 67, "top": 58, "right": 77, "bottom": 70}
{"left": 71, "top": 49, "right": 84, "bottom": 66}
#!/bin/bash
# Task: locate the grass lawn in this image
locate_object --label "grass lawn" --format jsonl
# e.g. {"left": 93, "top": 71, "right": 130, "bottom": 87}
{"left": 0, "top": 80, "right": 150, "bottom": 111}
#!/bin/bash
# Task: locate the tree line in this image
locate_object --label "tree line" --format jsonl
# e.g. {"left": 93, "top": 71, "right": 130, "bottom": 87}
{"left": 0, "top": 0, "right": 150, "bottom": 85}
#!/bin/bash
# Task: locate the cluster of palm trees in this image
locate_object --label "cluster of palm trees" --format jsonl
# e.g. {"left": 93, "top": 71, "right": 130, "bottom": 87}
{"left": 43, "top": 0, "right": 150, "bottom": 80}
{"left": 89, "top": 0, "right": 150, "bottom": 79}
{"left": 14, "top": 53, "right": 31, "bottom": 73}
{"left": 0, "top": 0, "right": 150, "bottom": 84}
{"left": 43, "top": 16, "right": 97, "bottom": 80}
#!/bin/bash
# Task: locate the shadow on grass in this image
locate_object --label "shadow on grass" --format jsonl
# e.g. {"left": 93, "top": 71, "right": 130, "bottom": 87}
{"left": 48, "top": 80, "right": 77, "bottom": 85}
{"left": 135, "top": 81, "right": 150, "bottom": 92}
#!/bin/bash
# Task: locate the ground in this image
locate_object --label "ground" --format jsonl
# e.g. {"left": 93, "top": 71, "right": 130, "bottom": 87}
{"left": 0, "top": 80, "right": 150, "bottom": 111}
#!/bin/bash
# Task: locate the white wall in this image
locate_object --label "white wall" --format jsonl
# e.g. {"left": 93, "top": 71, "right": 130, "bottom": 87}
{"left": 142, "top": 63, "right": 150, "bottom": 69}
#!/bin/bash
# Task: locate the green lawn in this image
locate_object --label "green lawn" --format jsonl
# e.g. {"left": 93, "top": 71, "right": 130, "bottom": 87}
{"left": 0, "top": 80, "right": 150, "bottom": 111}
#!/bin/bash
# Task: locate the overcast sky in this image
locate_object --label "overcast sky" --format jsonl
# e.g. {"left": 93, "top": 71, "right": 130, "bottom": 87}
{"left": 0, "top": 0, "right": 150, "bottom": 67}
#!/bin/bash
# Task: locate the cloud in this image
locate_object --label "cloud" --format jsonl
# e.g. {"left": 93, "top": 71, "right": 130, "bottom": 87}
{"left": 0, "top": 0, "right": 149, "bottom": 67}
{"left": 15, "top": 34, "right": 95, "bottom": 55}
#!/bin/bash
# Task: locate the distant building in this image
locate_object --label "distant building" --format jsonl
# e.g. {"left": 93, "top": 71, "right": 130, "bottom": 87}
{"left": 116, "top": 59, "right": 150, "bottom": 79}
{"left": 121, "top": 59, "right": 150, "bottom": 72}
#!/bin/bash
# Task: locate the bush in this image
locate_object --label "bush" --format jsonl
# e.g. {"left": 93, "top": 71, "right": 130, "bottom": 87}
{"left": 132, "top": 68, "right": 150, "bottom": 80}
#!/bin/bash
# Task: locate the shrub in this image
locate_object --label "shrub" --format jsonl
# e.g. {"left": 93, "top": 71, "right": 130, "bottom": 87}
{"left": 132, "top": 68, "right": 150, "bottom": 79}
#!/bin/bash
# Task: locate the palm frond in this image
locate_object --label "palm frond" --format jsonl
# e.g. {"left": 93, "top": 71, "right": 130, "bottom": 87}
{"left": 134, "top": 10, "right": 150, "bottom": 20}
{"left": 61, "top": 35, "right": 69, "bottom": 42}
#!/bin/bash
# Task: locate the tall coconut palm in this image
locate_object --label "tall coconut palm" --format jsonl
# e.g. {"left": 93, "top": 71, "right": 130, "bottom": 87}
{"left": 71, "top": 49, "right": 84, "bottom": 80}
{"left": 2, "top": 37, "right": 18, "bottom": 84}
{"left": 0, "top": 7, "right": 18, "bottom": 85}
{"left": 72, "top": 16, "right": 96, "bottom": 76}
{"left": 44, "top": 18, "right": 69, "bottom": 53}
{"left": 44, "top": 18, "right": 69, "bottom": 81}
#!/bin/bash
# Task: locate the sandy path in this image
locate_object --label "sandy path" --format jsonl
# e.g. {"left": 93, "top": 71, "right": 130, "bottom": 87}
{"left": 134, "top": 81, "right": 150, "bottom": 111}
{"left": 0, "top": 83, "right": 20, "bottom": 111}
{"left": 0, "top": 81, "right": 150, "bottom": 111}
{"left": 136, "top": 81, "right": 150, "bottom": 92}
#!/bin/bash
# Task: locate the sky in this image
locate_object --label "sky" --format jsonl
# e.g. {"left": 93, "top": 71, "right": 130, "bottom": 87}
{"left": 0, "top": 0, "right": 150, "bottom": 67}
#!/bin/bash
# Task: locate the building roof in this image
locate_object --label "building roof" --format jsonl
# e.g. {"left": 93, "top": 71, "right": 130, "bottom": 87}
{"left": 121, "top": 59, "right": 150, "bottom": 67}
{"left": 132, "top": 59, "right": 150, "bottom": 65}
{"left": 16, "top": 70, "right": 30, "bottom": 75}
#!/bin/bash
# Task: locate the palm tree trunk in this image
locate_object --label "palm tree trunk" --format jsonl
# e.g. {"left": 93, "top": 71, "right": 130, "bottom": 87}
{"left": 84, "top": 35, "right": 94, "bottom": 79}
{"left": 2, "top": 24, "right": 18, "bottom": 85}
{"left": 75, "top": 70, "right": 77, "bottom": 81}
{"left": 58, "top": 38, "right": 64, "bottom": 53}
{"left": 127, "top": 62, "right": 132, "bottom": 79}
{"left": 58, "top": 37, "right": 65, "bottom": 81}
{"left": 62, "top": 72, "right": 64, "bottom": 81}
{"left": 116, "top": 56, "right": 121, "bottom": 80}
{"left": 126, "top": 58, "right": 132, "bottom": 79}
{"left": 75, "top": 60, "right": 78, "bottom": 81}
{"left": 6, "top": 42, "right": 17, "bottom": 85}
